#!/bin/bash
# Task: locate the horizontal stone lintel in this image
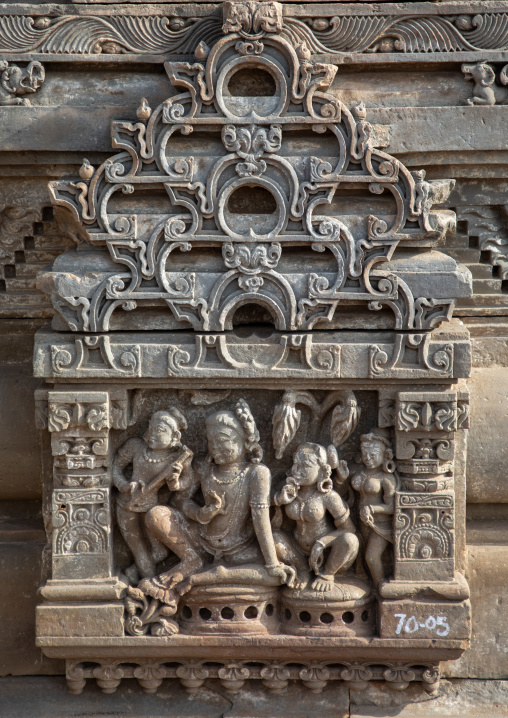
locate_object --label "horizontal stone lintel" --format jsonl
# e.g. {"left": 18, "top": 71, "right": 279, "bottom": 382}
{"left": 2, "top": 49, "right": 508, "bottom": 65}
{"left": 33, "top": 327, "right": 471, "bottom": 381}
{"left": 0, "top": 106, "right": 505, "bottom": 155}
{"left": 36, "top": 634, "right": 468, "bottom": 663}
{"left": 0, "top": 3, "right": 505, "bottom": 17}
{"left": 2, "top": 2, "right": 503, "bottom": 14}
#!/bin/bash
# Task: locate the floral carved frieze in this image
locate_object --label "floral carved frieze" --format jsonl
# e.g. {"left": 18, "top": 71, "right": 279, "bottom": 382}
{"left": 33, "top": 328, "right": 471, "bottom": 381}
{"left": 3, "top": 6, "right": 508, "bottom": 57}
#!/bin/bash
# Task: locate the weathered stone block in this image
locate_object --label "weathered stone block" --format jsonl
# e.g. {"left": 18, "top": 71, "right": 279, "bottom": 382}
{"left": 351, "top": 679, "right": 508, "bottom": 717}
{"left": 466, "top": 368, "right": 508, "bottom": 503}
{"left": 0, "top": 366, "right": 43, "bottom": 500}
{"left": 443, "top": 544, "right": 508, "bottom": 679}
{"left": 0, "top": 535, "right": 63, "bottom": 676}
{"left": 36, "top": 603, "right": 124, "bottom": 638}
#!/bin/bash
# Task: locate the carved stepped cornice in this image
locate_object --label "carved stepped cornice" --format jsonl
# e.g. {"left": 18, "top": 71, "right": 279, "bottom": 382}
{"left": 2, "top": 3, "right": 508, "bottom": 61}
{"left": 33, "top": 0, "right": 472, "bottom": 382}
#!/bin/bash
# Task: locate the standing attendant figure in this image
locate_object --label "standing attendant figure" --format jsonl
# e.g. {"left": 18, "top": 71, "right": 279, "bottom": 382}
{"left": 351, "top": 429, "right": 397, "bottom": 588}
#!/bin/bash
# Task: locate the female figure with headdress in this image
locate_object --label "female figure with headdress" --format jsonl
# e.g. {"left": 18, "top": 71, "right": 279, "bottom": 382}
{"left": 273, "top": 442, "right": 359, "bottom": 592}
{"left": 351, "top": 429, "right": 398, "bottom": 588}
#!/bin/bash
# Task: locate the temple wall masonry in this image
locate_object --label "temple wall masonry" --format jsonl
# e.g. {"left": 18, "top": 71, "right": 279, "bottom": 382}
{"left": 0, "top": 2, "right": 507, "bottom": 716}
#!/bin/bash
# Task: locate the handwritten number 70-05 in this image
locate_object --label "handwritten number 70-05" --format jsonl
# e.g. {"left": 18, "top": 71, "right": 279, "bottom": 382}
{"left": 394, "top": 614, "right": 450, "bottom": 636}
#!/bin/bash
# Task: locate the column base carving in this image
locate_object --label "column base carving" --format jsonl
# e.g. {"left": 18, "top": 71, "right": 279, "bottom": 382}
{"left": 40, "top": 576, "right": 128, "bottom": 602}
{"left": 379, "top": 571, "right": 470, "bottom": 601}
{"left": 280, "top": 577, "right": 374, "bottom": 637}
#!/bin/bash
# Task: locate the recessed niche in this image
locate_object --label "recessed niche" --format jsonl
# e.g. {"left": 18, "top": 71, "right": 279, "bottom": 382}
{"left": 228, "top": 67, "right": 276, "bottom": 97}
{"left": 232, "top": 303, "right": 276, "bottom": 328}
{"left": 227, "top": 185, "right": 277, "bottom": 215}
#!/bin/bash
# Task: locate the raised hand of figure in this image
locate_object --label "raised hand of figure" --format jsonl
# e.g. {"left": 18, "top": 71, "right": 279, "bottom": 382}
{"left": 336, "top": 460, "right": 349, "bottom": 483}
{"left": 166, "top": 463, "right": 183, "bottom": 491}
{"left": 309, "top": 541, "right": 325, "bottom": 574}
{"left": 128, "top": 480, "right": 144, "bottom": 496}
{"left": 209, "top": 490, "right": 227, "bottom": 513}
{"left": 199, "top": 491, "right": 227, "bottom": 523}
{"left": 275, "top": 481, "right": 298, "bottom": 505}
{"left": 266, "top": 562, "right": 297, "bottom": 588}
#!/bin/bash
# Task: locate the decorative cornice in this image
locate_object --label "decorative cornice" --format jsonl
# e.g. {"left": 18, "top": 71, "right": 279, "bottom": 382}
{"left": 2, "top": 6, "right": 508, "bottom": 58}
{"left": 65, "top": 658, "right": 441, "bottom": 695}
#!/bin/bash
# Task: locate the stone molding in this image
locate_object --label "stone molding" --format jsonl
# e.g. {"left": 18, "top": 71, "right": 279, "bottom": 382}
{"left": 2, "top": 3, "right": 508, "bottom": 61}
{"left": 64, "top": 658, "right": 442, "bottom": 695}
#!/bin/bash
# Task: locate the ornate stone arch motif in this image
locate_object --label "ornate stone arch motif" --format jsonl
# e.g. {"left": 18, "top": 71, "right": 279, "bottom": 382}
{"left": 46, "top": 1, "right": 467, "bottom": 347}
{"left": 35, "top": 1, "right": 472, "bottom": 702}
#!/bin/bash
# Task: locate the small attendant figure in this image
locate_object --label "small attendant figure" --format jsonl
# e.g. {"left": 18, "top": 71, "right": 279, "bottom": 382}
{"left": 273, "top": 442, "right": 359, "bottom": 592}
{"left": 350, "top": 429, "right": 397, "bottom": 588}
{"left": 113, "top": 409, "right": 192, "bottom": 581}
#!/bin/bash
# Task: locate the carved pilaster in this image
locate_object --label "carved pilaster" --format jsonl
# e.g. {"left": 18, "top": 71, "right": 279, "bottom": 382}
{"left": 38, "top": 389, "right": 128, "bottom": 603}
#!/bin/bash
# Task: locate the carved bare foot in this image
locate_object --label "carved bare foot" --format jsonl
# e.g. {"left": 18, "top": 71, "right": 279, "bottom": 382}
{"left": 311, "top": 575, "right": 335, "bottom": 592}
{"left": 176, "top": 575, "right": 195, "bottom": 596}
{"left": 157, "top": 557, "right": 205, "bottom": 591}
{"left": 137, "top": 577, "right": 178, "bottom": 608}
{"left": 294, "top": 572, "right": 311, "bottom": 591}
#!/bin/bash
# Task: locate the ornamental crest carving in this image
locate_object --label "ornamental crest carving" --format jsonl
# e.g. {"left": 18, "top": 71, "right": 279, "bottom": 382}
{"left": 45, "top": 0, "right": 464, "bottom": 338}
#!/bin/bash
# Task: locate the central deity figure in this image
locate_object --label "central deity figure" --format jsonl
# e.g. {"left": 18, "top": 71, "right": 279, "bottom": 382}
{"left": 139, "top": 400, "right": 295, "bottom": 604}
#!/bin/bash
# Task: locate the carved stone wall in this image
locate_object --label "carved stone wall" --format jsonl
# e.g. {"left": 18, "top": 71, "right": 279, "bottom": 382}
{"left": 0, "top": 2, "right": 507, "bottom": 717}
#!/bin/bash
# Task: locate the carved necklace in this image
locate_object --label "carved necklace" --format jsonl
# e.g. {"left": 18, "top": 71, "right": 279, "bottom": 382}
{"left": 202, "top": 464, "right": 250, "bottom": 541}
{"left": 210, "top": 464, "right": 249, "bottom": 485}
{"left": 143, "top": 446, "right": 177, "bottom": 464}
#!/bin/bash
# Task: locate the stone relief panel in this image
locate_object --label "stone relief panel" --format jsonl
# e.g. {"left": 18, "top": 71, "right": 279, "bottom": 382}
{"left": 52, "top": 488, "right": 111, "bottom": 580}
{"left": 32, "top": 0, "right": 473, "bottom": 700}
{"left": 36, "top": 384, "right": 470, "bottom": 697}
{"left": 0, "top": 60, "right": 45, "bottom": 105}
{"left": 461, "top": 60, "right": 508, "bottom": 105}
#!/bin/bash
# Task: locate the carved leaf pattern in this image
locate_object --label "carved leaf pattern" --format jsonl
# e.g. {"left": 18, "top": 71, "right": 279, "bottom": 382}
{"left": 48, "top": 403, "right": 73, "bottom": 432}
{"left": 272, "top": 399, "right": 301, "bottom": 459}
{"left": 397, "top": 402, "right": 420, "bottom": 431}
{"left": 0, "top": 15, "right": 223, "bottom": 55}
{"left": 3, "top": 12, "right": 508, "bottom": 57}
{"left": 87, "top": 404, "right": 109, "bottom": 432}
{"left": 329, "top": 392, "right": 360, "bottom": 446}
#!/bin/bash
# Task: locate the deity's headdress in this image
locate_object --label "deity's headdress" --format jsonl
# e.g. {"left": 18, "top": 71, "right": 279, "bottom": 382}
{"left": 206, "top": 399, "right": 262, "bottom": 463}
